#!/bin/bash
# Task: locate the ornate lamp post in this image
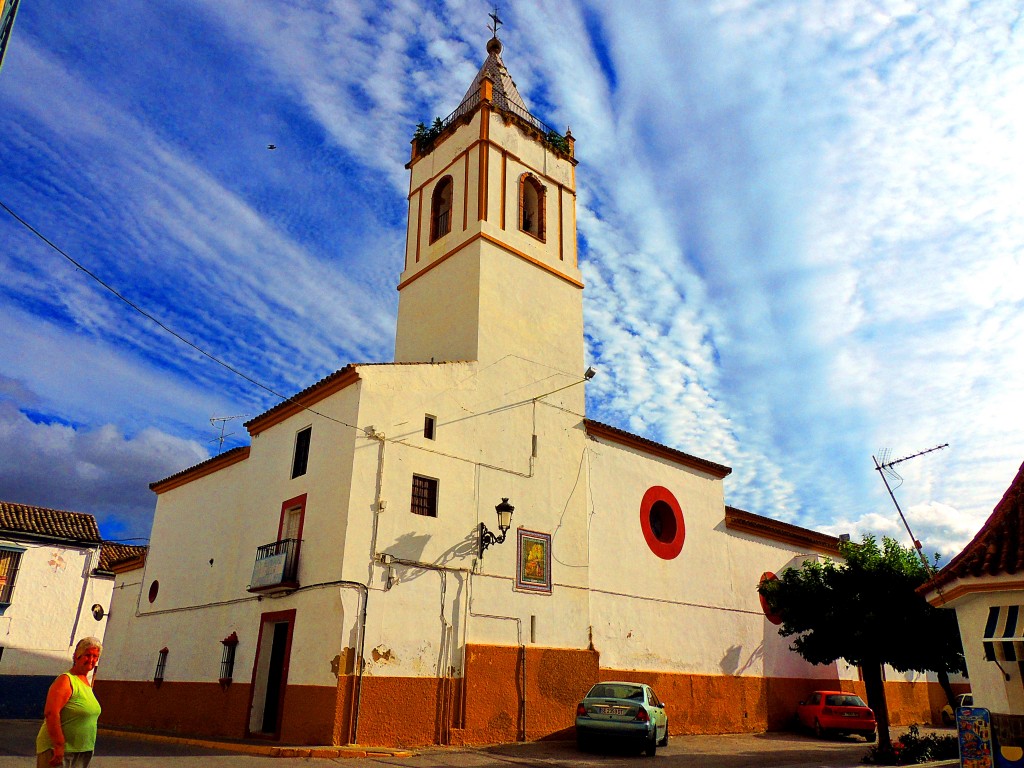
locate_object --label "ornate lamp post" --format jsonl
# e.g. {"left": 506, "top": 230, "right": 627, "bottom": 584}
{"left": 479, "top": 498, "right": 514, "bottom": 558}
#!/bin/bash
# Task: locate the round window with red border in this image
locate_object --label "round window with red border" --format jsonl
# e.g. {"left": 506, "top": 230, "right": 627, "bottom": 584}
{"left": 758, "top": 571, "right": 783, "bottom": 625}
{"left": 640, "top": 486, "right": 685, "bottom": 559}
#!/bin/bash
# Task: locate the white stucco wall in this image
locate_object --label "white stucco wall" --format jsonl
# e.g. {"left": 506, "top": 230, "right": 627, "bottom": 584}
{"left": 0, "top": 539, "right": 111, "bottom": 676}
{"left": 945, "top": 583, "right": 1024, "bottom": 715}
{"left": 585, "top": 439, "right": 848, "bottom": 681}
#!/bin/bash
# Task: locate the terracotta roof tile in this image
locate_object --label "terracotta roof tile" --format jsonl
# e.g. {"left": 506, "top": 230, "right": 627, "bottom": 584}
{"left": 97, "top": 542, "right": 148, "bottom": 572}
{"left": 925, "top": 459, "right": 1024, "bottom": 592}
{"left": 725, "top": 506, "right": 841, "bottom": 556}
{"left": 0, "top": 500, "right": 102, "bottom": 544}
{"left": 243, "top": 365, "right": 359, "bottom": 436}
{"left": 149, "top": 445, "right": 250, "bottom": 493}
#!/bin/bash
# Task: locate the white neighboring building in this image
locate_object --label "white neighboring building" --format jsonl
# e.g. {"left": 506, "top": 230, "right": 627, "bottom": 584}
{"left": 923, "top": 460, "right": 1024, "bottom": 749}
{"left": 0, "top": 500, "right": 143, "bottom": 718}
{"left": 98, "top": 33, "right": 942, "bottom": 747}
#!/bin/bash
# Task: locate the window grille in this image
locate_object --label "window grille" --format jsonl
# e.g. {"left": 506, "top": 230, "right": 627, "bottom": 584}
{"left": 220, "top": 632, "right": 238, "bottom": 682}
{"left": 411, "top": 475, "right": 438, "bottom": 517}
{"left": 0, "top": 548, "right": 23, "bottom": 604}
{"left": 154, "top": 647, "right": 169, "bottom": 682}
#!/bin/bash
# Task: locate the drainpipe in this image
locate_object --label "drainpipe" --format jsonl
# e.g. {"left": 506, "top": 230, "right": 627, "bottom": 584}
{"left": 68, "top": 546, "right": 98, "bottom": 649}
{"left": 348, "top": 427, "right": 387, "bottom": 745}
{"left": 339, "top": 582, "right": 369, "bottom": 745}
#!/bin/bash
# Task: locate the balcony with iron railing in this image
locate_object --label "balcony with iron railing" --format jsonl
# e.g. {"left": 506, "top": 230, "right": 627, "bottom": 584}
{"left": 248, "top": 538, "right": 300, "bottom": 593}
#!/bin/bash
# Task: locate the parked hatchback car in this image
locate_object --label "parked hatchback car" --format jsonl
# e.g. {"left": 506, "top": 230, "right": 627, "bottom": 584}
{"left": 575, "top": 681, "right": 669, "bottom": 755}
{"left": 941, "top": 693, "right": 973, "bottom": 725}
{"left": 796, "top": 691, "right": 876, "bottom": 741}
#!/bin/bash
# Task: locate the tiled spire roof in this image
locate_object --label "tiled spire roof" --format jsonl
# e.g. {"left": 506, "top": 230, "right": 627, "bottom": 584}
{"left": 458, "top": 36, "right": 531, "bottom": 117}
{"left": 0, "top": 500, "right": 102, "bottom": 544}
{"left": 925, "top": 459, "right": 1024, "bottom": 592}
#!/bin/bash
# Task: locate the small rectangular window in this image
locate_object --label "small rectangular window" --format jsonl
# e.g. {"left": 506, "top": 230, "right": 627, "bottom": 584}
{"left": 424, "top": 414, "right": 436, "bottom": 440}
{"left": 154, "top": 647, "right": 169, "bottom": 683}
{"left": 220, "top": 633, "right": 238, "bottom": 683}
{"left": 291, "top": 427, "right": 312, "bottom": 479}
{"left": 411, "top": 475, "right": 438, "bottom": 517}
{"left": 0, "top": 548, "right": 23, "bottom": 605}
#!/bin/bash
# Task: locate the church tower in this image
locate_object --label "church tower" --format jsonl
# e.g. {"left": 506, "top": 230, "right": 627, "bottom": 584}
{"left": 394, "top": 32, "right": 584, "bottom": 379}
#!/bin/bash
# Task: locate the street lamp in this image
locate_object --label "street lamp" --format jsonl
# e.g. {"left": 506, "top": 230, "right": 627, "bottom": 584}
{"left": 479, "top": 498, "right": 515, "bottom": 558}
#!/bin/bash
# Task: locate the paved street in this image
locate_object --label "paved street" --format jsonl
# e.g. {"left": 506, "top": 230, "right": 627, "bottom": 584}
{"left": 0, "top": 719, "right": 956, "bottom": 768}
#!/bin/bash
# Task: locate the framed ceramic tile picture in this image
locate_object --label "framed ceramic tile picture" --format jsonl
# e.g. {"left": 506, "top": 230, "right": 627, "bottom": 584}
{"left": 516, "top": 529, "right": 551, "bottom": 593}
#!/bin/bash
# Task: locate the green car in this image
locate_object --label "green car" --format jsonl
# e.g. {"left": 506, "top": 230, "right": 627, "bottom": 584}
{"left": 575, "top": 681, "right": 669, "bottom": 756}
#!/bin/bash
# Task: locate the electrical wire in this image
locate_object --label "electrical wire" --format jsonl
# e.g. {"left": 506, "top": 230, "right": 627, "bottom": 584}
{"left": 0, "top": 198, "right": 360, "bottom": 433}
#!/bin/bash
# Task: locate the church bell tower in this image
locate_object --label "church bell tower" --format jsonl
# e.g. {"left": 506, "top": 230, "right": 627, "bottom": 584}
{"left": 394, "top": 32, "right": 584, "bottom": 378}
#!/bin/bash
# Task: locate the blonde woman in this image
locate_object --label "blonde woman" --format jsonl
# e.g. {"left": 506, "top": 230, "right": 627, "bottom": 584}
{"left": 36, "top": 637, "right": 102, "bottom": 768}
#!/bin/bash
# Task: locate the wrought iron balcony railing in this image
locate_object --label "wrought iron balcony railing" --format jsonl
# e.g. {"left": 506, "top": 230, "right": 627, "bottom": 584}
{"left": 248, "top": 538, "right": 299, "bottom": 593}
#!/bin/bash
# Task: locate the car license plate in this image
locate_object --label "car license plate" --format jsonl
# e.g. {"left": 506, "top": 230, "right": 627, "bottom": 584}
{"left": 843, "top": 712, "right": 858, "bottom": 717}
{"left": 592, "top": 705, "right": 631, "bottom": 715}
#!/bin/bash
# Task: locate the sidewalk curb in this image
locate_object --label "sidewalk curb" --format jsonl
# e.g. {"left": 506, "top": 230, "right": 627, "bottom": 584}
{"left": 97, "top": 727, "right": 417, "bottom": 759}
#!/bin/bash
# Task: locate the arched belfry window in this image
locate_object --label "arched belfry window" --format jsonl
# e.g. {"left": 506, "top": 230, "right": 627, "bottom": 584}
{"left": 519, "top": 174, "right": 545, "bottom": 241}
{"left": 430, "top": 176, "right": 453, "bottom": 243}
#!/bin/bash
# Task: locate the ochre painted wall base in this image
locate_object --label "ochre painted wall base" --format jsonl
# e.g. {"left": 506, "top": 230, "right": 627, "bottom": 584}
{"left": 97, "top": 645, "right": 965, "bottom": 747}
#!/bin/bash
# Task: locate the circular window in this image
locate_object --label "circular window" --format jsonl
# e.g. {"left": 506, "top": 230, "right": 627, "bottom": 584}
{"left": 639, "top": 486, "right": 685, "bottom": 559}
{"left": 148, "top": 580, "right": 159, "bottom": 604}
{"left": 759, "top": 572, "right": 783, "bottom": 625}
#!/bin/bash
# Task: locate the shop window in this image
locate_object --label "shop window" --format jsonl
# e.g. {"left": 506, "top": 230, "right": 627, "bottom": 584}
{"left": 430, "top": 176, "right": 453, "bottom": 242}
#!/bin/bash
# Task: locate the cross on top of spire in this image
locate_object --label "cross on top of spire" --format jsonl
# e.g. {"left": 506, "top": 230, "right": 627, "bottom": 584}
{"left": 488, "top": 8, "right": 502, "bottom": 38}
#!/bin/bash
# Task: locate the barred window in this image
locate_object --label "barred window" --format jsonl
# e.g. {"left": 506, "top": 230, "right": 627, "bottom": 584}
{"left": 154, "top": 647, "right": 169, "bottom": 683}
{"left": 220, "top": 632, "right": 238, "bottom": 683}
{"left": 411, "top": 475, "right": 438, "bottom": 517}
{"left": 430, "top": 177, "right": 453, "bottom": 243}
{"left": 0, "top": 548, "right": 23, "bottom": 605}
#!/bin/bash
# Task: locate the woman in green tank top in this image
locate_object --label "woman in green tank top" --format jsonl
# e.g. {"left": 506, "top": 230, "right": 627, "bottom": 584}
{"left": 36, "top": 637, "right": 102, "bottom": 768}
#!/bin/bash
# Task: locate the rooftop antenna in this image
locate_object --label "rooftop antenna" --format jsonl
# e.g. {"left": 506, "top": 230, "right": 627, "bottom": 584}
{"left": 872, "top": 443, "right": 948, "bottom": 569}
{"left": 209, "top": 414, "right": 250, "bottom": 454}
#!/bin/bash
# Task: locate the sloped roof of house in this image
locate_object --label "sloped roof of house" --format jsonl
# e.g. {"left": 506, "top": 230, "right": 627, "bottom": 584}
{"left": 725, "top": 506, "right": 841, "bottom": 556}
{"left": 243, "top": 365, "right": 360, "bottom": 436}
{"left": 584, "top": 419, "right": 732, "bottom": 478}
{"left": 923, "top": 459, "right": 1024, "bottom": 595}
{"left": 0, "top": 500, "right": 102, "bottom": 544}
{"left": 97, "top": 542, "right": 148, "bottom": 572}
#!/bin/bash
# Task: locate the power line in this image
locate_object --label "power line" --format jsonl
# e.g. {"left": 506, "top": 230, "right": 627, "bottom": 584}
{"left": 0, "top": 198, "right": 358, "bottom": 433}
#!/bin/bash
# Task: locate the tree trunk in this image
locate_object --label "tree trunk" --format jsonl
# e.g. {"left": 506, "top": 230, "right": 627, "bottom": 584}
{"left": 937, "top": 668, "right": 956, "bottom": 708}
{"left": 862, "top": 660, "right": 891, "bottom": 750}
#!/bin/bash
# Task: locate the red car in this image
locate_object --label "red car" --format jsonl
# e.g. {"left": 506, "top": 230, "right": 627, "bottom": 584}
{"left": 796, "top": 691, "right": 876, "bottom": 741}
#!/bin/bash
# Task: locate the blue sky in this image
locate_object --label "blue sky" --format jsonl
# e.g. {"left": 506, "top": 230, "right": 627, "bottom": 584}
{"left": 1, "top": 0, "right": 1022, "bottom": 556}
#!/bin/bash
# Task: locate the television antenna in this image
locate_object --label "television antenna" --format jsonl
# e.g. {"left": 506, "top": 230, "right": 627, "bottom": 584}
{"left": 872, "top": 443, "right": 948, "bottom": 569}
{"left": 209, "top": 414, "right": 250, "bottom": 454}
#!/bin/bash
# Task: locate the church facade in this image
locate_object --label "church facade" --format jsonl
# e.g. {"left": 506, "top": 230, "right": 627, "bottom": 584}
{"left": 98, "top": 35, "right": 946, "bottom": 747}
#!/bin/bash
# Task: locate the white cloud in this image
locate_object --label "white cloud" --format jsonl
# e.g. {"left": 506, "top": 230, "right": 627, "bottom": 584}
{"left": 1, "top": 0, "right": 1022, "bottom": 555}
{"left": 0, "top": 401, "right": 208, "bottom": 539}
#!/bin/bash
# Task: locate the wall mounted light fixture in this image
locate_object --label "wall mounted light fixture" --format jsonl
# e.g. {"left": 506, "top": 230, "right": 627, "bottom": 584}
{"left": 479, "top": 498, "right": 515, "bottom": 558}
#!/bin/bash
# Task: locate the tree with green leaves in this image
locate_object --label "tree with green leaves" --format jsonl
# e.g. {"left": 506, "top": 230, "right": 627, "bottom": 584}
{"left": 758, "top": 535, "right": 965, "bottom": 751}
